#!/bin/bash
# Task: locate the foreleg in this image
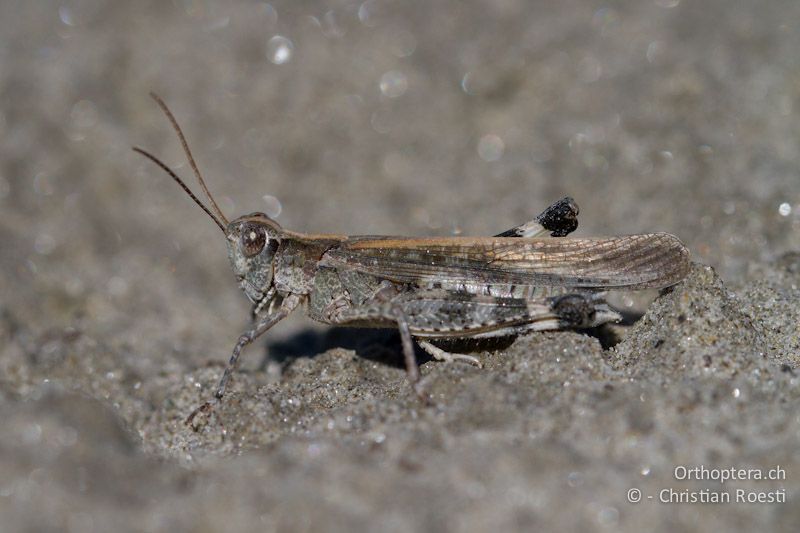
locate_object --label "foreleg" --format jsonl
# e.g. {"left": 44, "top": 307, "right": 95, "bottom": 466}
{"left": 186, "top": 293, "right": 300, "bottom": 427}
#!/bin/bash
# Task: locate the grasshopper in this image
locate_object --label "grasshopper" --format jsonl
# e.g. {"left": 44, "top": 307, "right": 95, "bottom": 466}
{"left": 133, "top": 94, "right": 690, "bottom": 423}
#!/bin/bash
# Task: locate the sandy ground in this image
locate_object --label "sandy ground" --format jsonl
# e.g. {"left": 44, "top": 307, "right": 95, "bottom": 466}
{"left": 1, "top": 0, "right": 799, "bottom": 531}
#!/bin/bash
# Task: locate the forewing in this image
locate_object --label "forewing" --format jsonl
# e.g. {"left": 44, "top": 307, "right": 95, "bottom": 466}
{"left": 320, "top": 233, "right": 690, "bottom": 290}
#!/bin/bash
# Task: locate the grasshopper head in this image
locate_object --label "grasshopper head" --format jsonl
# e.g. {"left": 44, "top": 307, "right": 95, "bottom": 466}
{"left": 133, "top": 94, "right": 284, "bottom": 305}
{"left": 226, "top": 213, "right": 282, "bottom": 304}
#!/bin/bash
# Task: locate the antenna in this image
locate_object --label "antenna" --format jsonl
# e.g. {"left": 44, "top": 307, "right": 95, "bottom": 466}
{"left": 132, "top": 146, "right": 226, "bottom": 233}
{"left": 148, "top": 92, "right": 229, "bottom": 226}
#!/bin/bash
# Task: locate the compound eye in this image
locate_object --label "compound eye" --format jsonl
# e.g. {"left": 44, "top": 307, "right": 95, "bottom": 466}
{"left": 240, "top": 224, "right": 267, "bottom": 258}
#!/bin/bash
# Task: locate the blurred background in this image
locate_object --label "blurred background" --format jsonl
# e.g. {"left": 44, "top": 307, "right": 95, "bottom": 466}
{"left": 1, "top": 1, "right": 799, "bottom": 530}
{"left": 3, "top": 0, "right": 799, "bottom": 349}
{"left": 6, "top": 0, "right": 800, "bottom": 354}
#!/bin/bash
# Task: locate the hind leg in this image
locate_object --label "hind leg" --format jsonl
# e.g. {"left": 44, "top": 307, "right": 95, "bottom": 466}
{"left": 495, "top": 196, "right": 579, "bottom": 238}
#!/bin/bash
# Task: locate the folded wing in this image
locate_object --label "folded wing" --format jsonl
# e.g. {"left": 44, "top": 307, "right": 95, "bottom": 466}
{"left": 320, "top": 233, "right": 690, "bottom": 290}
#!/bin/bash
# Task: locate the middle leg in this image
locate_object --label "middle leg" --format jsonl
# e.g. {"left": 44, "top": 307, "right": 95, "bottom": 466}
{"left": 331, "top": 289, "right": 618, "bottom": 397}
{"left": 417, "top": 340, "right": 483, "bottom": 368}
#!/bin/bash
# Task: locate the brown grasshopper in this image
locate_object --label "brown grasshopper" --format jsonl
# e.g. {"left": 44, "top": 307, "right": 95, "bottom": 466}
{"left": 133, "top": 94, "right": 690, "bottom": 423}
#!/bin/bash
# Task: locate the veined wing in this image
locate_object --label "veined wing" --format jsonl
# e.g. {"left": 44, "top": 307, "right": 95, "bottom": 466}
{"left": 320, "top": 233, "right": 690, "bottom": 290}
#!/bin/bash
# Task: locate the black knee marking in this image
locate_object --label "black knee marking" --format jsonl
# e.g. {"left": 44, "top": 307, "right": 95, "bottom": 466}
{"left": 552, "top": 294, "right": 595, "bottom": 327}
{"left": 535, "top": 197, "right": 579, "bottom": 237}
